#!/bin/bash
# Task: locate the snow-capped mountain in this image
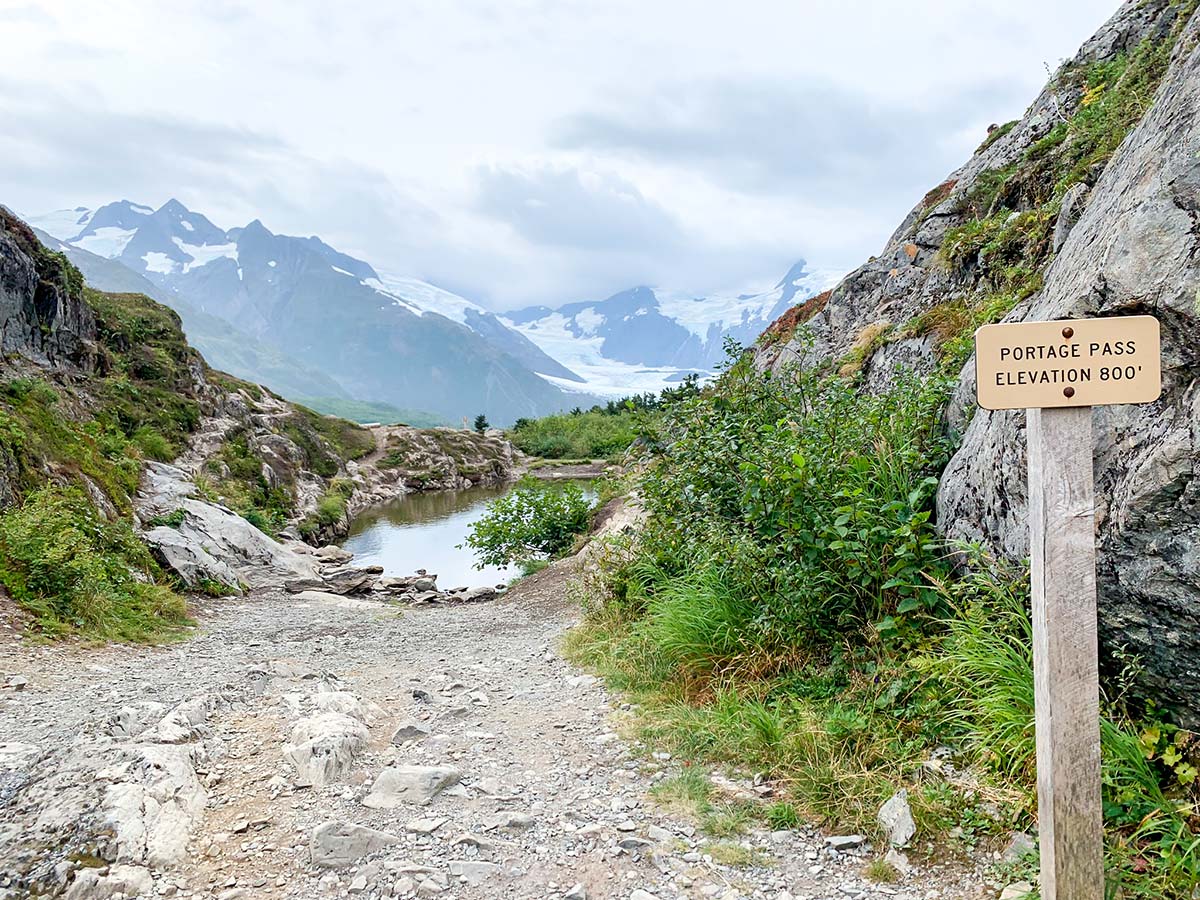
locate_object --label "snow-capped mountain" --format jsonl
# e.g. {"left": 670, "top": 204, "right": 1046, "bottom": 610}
{"left": 30, "top": 199, "right": 835, "bottom": 407}
{"left": 29, "top": 200, "right": 587, "bottom": 423}
{"left": 502, "top": 261, "right": 838, "bottom": 396}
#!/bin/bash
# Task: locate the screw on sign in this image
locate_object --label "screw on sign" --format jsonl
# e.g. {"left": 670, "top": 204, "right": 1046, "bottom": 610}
{"left": 974, "top": 315, "right": 1161, "bottom": 900}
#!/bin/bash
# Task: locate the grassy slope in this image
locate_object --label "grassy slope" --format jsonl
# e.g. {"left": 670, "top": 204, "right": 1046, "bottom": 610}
{"left": 0, "top": 284, "right": 205, "bottom": 640}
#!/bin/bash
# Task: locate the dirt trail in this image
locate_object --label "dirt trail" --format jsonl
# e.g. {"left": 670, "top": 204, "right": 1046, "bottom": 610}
{"left": 0, "top": 562, "right": 985, "bottom": 900}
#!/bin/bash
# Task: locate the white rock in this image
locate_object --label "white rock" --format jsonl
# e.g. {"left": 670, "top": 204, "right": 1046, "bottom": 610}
{"left": 877, "top": 789, "right": 916, "bottom": 848}
{"left": 137, "top": 463, "right": 321, "bottom": 590}
{"left": 283, "top": 713, "right": 368, "bottom": 787}
{"left": 102, "top": 744, "right": 207, "bottom": 867}
{"left": 884, "top": 847, "right": 911, "bottom": 875}
{"left": 107, "top": 702, "right": 168, "bottom": 739}
{"left": 406, "top": 817, "right": 447, "bottom": 835}
{"left": 448, "top": 860, "right": 502, "bottom": 885}
{"left": 311, "top": 691, "right": 384, "bottom": 725}
{"left": 64, "top": 864, "right": 154, "bottom": 900}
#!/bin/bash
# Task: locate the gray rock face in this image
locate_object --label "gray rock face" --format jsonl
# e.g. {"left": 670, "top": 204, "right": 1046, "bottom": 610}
{"left": 755, "top": 0, "right": 1200, "bottom": 723}
{"left": 938, "top": 5, "right": 1200, "bottom": 721}
{"left": 142, "top": 524, "right": 243, "bottom": 592}
{"left": 0, "top": 208, "right": 96, "bottom": 369}
{"left": 137, "top": 461, "right": 322, "bottom": 592}
{"left": 309, "top": 821, "right": 400, "bottom": 868}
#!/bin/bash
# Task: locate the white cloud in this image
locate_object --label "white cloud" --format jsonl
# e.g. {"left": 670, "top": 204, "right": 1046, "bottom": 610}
{"left": 0, "top": 0, "right": 1117, "bottom": 308}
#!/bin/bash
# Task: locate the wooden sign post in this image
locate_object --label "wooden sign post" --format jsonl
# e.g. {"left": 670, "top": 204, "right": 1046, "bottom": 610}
{"left": 975, "top": 315, "right": 1162, "bottom": 900}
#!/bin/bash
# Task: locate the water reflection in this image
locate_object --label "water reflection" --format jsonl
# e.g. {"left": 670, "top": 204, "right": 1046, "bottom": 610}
{"left": 341, "top": 484, "right": 517, "bottom": 588}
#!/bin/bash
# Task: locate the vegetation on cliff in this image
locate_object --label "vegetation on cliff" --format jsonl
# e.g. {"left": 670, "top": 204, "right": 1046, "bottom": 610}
{"left": 0, "top": 217, "right": 373, "bottom": 637}
{"left": 567, "top": 8, "right": 1200, "bottom": 896}
{"left": 0, "top": 281, "right": 204, "bottom": 638}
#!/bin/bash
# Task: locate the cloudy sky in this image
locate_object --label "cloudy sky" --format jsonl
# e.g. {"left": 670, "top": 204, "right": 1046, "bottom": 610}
{"left": 1, "top": 0, "right": 1113, "bottom": 309}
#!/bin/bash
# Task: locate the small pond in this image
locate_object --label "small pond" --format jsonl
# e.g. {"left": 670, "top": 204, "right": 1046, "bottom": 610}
{"left": 341, "top": 483, "right": 516, "bottom": 589}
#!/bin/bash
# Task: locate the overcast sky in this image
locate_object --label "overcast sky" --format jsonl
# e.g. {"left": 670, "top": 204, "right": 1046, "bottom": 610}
{"left": 1, "top": 0, "right": 1114, "bottom": 309}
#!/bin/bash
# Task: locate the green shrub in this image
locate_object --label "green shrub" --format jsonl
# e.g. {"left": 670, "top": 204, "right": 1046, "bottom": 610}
{"left": 297, "top": 477, "right": 357, "bottom": 538}
{"left": 509, "top": 410, "right": 639, "bottom": 460}
{"left": 630, "top": 355, "right": 955, "bottom": 656}
{"left": 464, "top": 477, "right": 593, "bottom": 568}
{"left": 146, "top": 509, "right": 186, "bottom": 529}
{"left": 132, "top": 426, "right": 173, "bottom": 461}
{"left": 0, "top": 485, "right": 191, "bottom": 641}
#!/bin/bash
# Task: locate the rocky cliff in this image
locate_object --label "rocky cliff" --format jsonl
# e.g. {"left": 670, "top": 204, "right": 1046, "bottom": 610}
{"left": 0, "top": 209, "right": 95, "bottom": 370}
{"left": 755, "top": 0, "right": 1200, "bottom": 722}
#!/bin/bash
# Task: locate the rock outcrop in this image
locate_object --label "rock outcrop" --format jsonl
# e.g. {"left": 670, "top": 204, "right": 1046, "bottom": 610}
{"left": 755, "top": 0, "right": 1200, "bottom": 721}
{"left": 136, "top": 461, "right": 322, "bottom": 592}
{"left": 0, "top": 207, "right": 95, "bottom": 369}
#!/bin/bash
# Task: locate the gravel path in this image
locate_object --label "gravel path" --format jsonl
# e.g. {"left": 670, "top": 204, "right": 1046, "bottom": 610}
{"left": 0, "top": 566, "right": 987, "bottom": 900}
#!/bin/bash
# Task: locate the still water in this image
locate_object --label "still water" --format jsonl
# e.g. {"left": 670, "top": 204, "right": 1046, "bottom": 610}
{"left": 341, "top": 483, "right": 516, "bottom": 588}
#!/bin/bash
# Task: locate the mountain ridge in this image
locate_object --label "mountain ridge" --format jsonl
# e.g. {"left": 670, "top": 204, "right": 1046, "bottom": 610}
{"left": 29, "top": 199, "right": 592, "bottom": 424}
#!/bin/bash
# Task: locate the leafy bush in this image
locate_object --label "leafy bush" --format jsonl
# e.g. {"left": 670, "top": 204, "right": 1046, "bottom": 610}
{"left": 132, "top": 426, "right": 173, "bottom": 461}
{"left": 464, "top": 477, "right": 593, "bottom": 568}
{"left": 0, "top": 485, "right": 191, "bottom": 641}
{"left": 631, "top": 355, "right": 955, "bottom": 656}
{"left": 509, "top": 410, "right": 639, "bottom": 461}
{"left": 509, "top": 377, "right": 700, "bottom": 461}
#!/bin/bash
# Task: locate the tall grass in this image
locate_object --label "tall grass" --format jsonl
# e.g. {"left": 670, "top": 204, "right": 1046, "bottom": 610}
{"left": 0, "top": 485, "right": 191, "bottom": 642}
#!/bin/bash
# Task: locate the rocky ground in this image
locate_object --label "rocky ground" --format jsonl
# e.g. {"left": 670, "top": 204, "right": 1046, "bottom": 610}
{"left": 0, "top": 557, "right": 994, "bottom": 900}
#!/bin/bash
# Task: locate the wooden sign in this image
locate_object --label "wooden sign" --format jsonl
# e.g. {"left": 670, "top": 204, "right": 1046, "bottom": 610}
{"left": 975, "top": 315, "right": 1160, "bottom": 410}
{"left": 975, "top": 314, "right": 1163, "bottom": 900}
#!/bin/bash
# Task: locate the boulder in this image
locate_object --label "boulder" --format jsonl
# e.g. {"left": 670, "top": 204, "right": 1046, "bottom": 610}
{"left": 283, "top": 713, "right": 368, "bottom": 787}
{"left": 877, "top": 788, "right": 915, "bottom": 848}
{"left": 362, "top": 764, "right": 461, "bottom": 808}
{"left": 309, "top": 821, "right": 400, "bottom": 868}
{"left": 142, "top": 524, "right": 242, "bottom": 594}
{"left": 315, "top": 545, "right": 354, "bottom": 564}
{"left": 311, "top": 691, "right": 384, "bottom": 725}
{"left": 448, "top": 860, "right": 502, "bottom": 885}
{"left": 102, "top": 744, "right": 208, "bottom": 867}
{"left": 137, "top": 463, "right": 322, "bottom": 591}
{"left": 107, "top": 702, "right": 168, "bottom": 739}
{"left": 321, "top": 567, "right": 377, "bottom": 595}
{"left": 391, "top": 721, "right": 432, "bottom": 744}
{"left": 64, "top": 864, "right": 154, "bottom": 900}
{"left": 283, "top": 576, "right": 327, "bottom": 593}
